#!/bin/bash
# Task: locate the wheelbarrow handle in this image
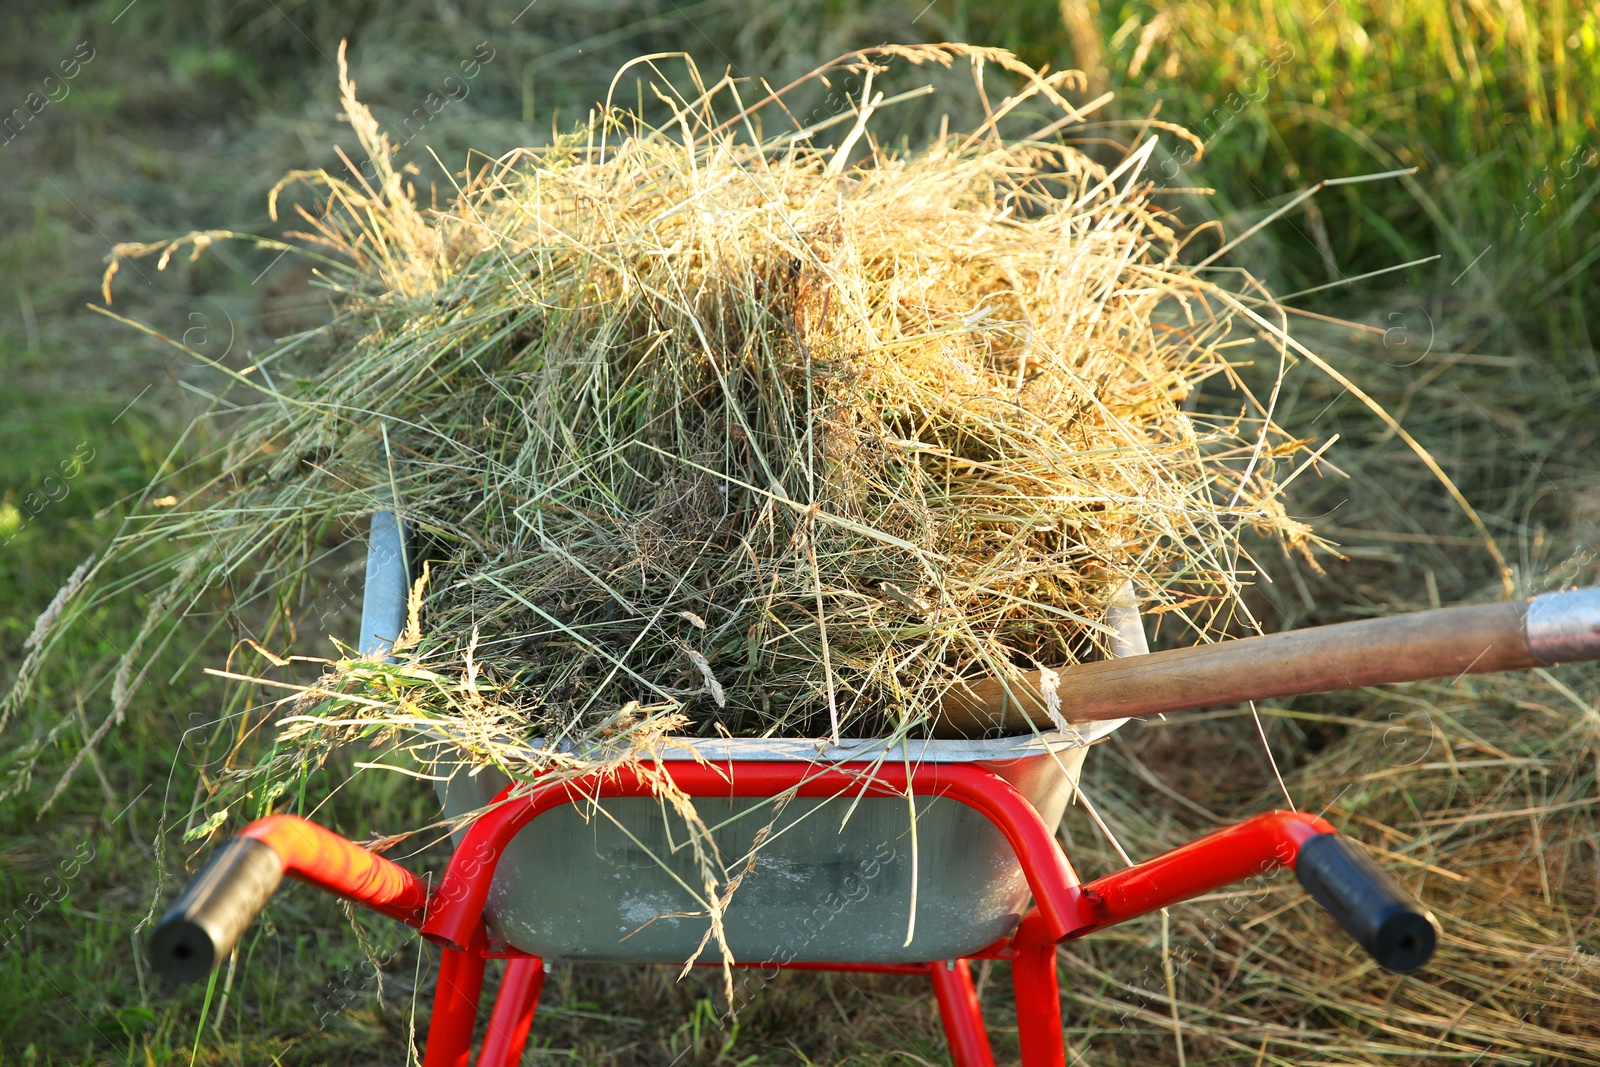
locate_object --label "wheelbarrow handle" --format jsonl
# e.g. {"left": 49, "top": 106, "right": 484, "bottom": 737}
{"left": 150, "top": 815, "right": 432, "bottom": 982}
{"left": 149, "top": 837, "right": 283, "bottom": 983}
{"left": 1065, "top": 812, "right": 1438, "bottom": 973}
{"left": 1296, "top": 834, "right": 1439, "bottom": 973}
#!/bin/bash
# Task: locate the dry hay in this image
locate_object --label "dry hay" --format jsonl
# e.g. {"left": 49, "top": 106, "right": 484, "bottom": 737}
{"left": 8, "top": 42, "right": 1330, "bottom": 797}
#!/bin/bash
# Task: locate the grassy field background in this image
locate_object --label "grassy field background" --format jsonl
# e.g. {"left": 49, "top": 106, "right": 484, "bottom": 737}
{"left": 1, "top": 1, "right": 1596, "bottom": 1063}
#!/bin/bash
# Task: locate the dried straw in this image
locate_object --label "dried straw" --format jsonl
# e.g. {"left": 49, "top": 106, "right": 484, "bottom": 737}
{"left": 10, "top": 44, "right": 1338, "bottom": 977}
{"left": 111, "top": 44, "right": 1319, "bottom": 759}
{"left": 18, "top": 45, "right": 1582, "bottom": 1052}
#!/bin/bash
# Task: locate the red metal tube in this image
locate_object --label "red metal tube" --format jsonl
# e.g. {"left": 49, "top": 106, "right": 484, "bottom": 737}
{"left": 1064, "top": 810, "right": 1334, "bottom": 940}
{"left": 422, "top": 946, "right": 487, "bottom": 1067}
{"left": 930, "top": 959, "right": 997, "bottom": 1067}
{"left": 698, "top": 960, "right": 931, "bottom": 974}
{"left": 421, "top": 761, "right": 1082, "bottom": 952}
{"left": 477, "top": 957, "right": 545, "bottom": 1067}
{"left": 239, "top": 814, "right": 429, "bottom": 927}
{"left": 1010, "top": 908, "right": 1065, "bottom": 1067}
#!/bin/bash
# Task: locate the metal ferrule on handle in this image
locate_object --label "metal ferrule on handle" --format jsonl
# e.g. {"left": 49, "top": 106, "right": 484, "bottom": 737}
{"left": 1526, "top": 586, "right": 1600, "bottom": 664}
{"left": 939, "top": 586, "right": 1600, "bottom": 735}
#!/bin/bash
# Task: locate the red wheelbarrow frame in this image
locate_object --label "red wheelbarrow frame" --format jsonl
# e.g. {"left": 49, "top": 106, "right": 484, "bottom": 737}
{"left": 155, "top": 758, "right": 1436, "bottom": 1067}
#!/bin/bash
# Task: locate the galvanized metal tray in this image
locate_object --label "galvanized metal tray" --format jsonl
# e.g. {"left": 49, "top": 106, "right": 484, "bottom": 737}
{"left": 359, "top": 512, "right": 1137, "bottom": 964}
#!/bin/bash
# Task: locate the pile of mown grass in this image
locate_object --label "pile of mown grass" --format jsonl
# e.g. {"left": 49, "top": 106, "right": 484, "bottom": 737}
{"left": 7, "top": 43, "right": 1330, "bottom": 807}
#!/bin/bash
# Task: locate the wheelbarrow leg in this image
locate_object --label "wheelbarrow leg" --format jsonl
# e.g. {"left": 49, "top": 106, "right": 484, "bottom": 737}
{"left": 1011, "top": 909, "right": 1066, "bottom": 1067}
{"left": 477, "top": 957, "right": 546, "bottom": 1067}
{"left": 423, "top": 946, "right": 488, "bottom": 1067}
{"left": 929, "top": 959, "right": 996, "bottom": 1067}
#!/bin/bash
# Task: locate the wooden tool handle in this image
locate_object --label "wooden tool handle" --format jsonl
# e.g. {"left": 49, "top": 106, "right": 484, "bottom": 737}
{"left": 938, "top": 599, "right": 1546, "bottom": 737}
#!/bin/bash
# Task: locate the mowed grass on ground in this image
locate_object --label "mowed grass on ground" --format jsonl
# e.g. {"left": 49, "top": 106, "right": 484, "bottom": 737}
{"left": 1, "top": 1, "right": 1596, "bottom": 1064}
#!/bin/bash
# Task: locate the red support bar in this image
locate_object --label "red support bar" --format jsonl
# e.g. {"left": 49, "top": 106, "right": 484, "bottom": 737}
{"left": 495, "top": 951, "right": 940, "bottom": 975}
{"left": 1010, "top": 908, "right": 1066, "bottom": 1067}
{"left": 421, "top": 761, "right": 1083, "bottom": 952}
{"left": 477, "top": 957, "right": 545, "bottom": 1067}
{"left": 930, "top": 959, "right": 997, "bottom": 1067}
{"left": 1064, "top": 810, "right": 1334, "bottom": 940}
{"left": 696, "top": 960, "right": 932, "bottom": 975}
{"left": 239, "top": 814, "right": 429, "bottom": 927}
{"left": 422, "top": 945, "right": 487, "bottom": 1067}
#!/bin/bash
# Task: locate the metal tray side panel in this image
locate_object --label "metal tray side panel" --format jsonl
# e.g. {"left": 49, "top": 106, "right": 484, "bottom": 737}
{"left": 365, "top": 508, "right": 1115, "bottom": 963}
{"left": 436, "top": 746, "right": 1086, "bottom": 964}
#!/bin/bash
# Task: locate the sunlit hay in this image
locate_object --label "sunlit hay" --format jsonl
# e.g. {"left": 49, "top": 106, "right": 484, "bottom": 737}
{"left": 13, "top": 42, "right": 1336, "bottom": 979}
{"left": 195, "top": 44, "right": 1319, "bottom": 753}
{"left": 29, "top": 42, "right": 1333, "bottom": 798}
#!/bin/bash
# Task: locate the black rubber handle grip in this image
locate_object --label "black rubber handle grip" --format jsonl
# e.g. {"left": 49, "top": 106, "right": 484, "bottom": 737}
{"left": 1296, "top": 834, "right": 1439, "bottom": 972}
{"left": 149, "top": 837, "right": 284, "bottom": 982}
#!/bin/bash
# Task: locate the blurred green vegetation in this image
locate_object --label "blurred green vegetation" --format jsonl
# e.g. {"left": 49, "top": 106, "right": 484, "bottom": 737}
{"left": 959, "top": 0, "right": 1600, "bottom": 360}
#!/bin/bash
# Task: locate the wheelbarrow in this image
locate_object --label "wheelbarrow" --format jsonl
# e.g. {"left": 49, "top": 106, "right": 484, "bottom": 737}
{"left": 149, "top": 512, "right": 1600, "bottom": 1065}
